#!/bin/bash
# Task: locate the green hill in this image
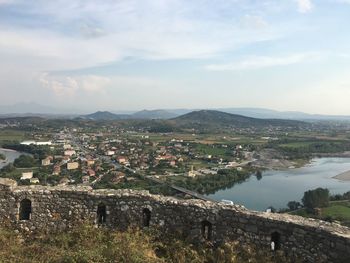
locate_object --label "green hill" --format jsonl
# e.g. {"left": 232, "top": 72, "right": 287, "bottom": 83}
{"left": 172, "top": 110, "right": 305, "bottom": 129}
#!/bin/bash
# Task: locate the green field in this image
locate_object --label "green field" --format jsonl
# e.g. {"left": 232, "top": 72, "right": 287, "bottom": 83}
{"left": 291, "top": 201, "right": 350, "bottom": 227}
{"left": 0, "top": 129, "right": 29, "bottom": 144}
{"left": 322, "top": 201, "right": 350, "bottom": 224}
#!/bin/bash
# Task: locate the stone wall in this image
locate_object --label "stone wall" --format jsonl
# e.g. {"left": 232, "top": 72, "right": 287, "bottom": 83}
{"left": 0, "top": 178, "right": 349, "bottom": 263}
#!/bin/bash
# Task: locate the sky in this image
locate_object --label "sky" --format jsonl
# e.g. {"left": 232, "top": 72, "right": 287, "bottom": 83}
{"left": 1, "top": 0, "right": 350, "bottom": 114}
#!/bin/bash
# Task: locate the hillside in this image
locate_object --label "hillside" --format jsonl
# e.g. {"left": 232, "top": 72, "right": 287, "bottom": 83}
{"left": 172, "top": 110, "right": 305, "bottom": 128}
{"left": 132, "top": 109, "right": 177, "bottom": 119}
{"left": 82, "top": 111, "right": 125, "bottom": 120}
{"left": 82, "top": 110, "right": 177, "bottom": 121}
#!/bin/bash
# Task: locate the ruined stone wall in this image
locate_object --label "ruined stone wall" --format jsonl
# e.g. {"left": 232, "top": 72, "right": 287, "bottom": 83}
{"left": 0, "top": 179, "right": 349, "bottom": 263}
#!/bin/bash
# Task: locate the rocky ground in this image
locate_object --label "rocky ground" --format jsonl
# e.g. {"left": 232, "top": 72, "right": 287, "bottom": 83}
{"left": 252, "top": 148, "right": 299, "bottom": 170}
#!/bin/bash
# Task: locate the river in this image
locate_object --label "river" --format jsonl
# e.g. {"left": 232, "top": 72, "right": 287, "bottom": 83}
{"left": 0, "top": 148, "right": 22, "bottom": 169}
{"left": 207, "top": 158, "right": 350, "bottom": 211}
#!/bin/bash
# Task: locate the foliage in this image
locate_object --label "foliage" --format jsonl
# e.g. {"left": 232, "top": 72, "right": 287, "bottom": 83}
{"left": 287, "top": 201, "right": 301, "bottom": 211}
{"left": 0, "top": 153, "right": 5, "bottom": 160}
{"left": 302, "top": 188, "right": 329, "bottom": 212}
{"left": 268, "top": 139, "right": 350, "bottom": 159}
{"left": 0, "top": 163, "right": 15, "bottom": 173}
{"left": 13, "top": 154, "right": 37, "bottom": 168}
{"left": 0, "top": 224, "right": 299, "bottom": 263}
{"left": 2, "top": 143, "right": 51, "bottom": 159}
{"left": 171, "top": 169, "right": 250, "bottom": 195}
{"left": 330, "top": 191, "right": 350, "bottom": 201}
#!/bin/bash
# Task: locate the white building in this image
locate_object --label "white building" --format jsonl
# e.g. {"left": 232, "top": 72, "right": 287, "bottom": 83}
{"left": 20, "top": 140, "right": 52, "bottom": 146}
{"left": 21, "top": 172, "right": 33, "bottom": 180}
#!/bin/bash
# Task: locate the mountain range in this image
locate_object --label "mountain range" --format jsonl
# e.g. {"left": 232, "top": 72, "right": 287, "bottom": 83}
{"left": 2, "top": 102, "right": 350, "bottom": 121}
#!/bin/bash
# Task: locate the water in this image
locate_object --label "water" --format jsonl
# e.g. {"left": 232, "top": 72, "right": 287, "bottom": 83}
{"left": 0, "top": 148, "right": 22, "bottom": 169}
{"left": 207, "top": 158, "right": 350, "bottom": 211}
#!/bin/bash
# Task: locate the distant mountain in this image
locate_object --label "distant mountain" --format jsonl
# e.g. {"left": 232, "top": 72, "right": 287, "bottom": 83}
{"left": 0, "top": 102, "right": 82, "bottom": 115}
{"left": 82, "top": 111, "right": 124, "bottom": 120}
{"left": 82, "top": 109, "right": 178, "bottom": 120}
{"left": 132, "top": 109, "right": 178, "bottom": 119}
{"left": 3, "top": 103, "right": 350, "bottom": 121}
{"left": 172, "top": 110, "right": 304, "bottom": 128}
{"left": 217, "top": 108, "right": 350, "bottom": 121}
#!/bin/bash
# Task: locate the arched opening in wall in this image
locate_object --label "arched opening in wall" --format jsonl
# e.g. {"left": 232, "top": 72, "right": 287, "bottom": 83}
{"left": 271, "top": 231, "right": 281, "bottom": 250}
{"left": 19, "top": 199, "right": 32, "bottom": 220}
{"left": 142, "top": 208, "right": 151, "bottom": 227}
{"left": 201, "top": 220, "right": 212, "bottom": 240}
{"left": 97, "top": 203, "right": 107, "bottom": 224}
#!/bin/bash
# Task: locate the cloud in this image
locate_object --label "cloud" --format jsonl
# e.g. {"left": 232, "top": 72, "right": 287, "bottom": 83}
{"left": 39, "top": 74, "right": 110, "bottom": 96}
{"left": 295, "top": 0, "right": 313, "bottom": 13}
{"left": 0, "top": 0, "right": 15, "bottom": 4}
{"left": 0, "top": 0, "right": 288, "bottom": 72}
{"left": 205, "top": 53, "right": 316, "bottom": 71}
{"left": 336, "top": 0, "right": 350, "bottom": 3}
{"left": 240, "top": 15, "right": 268, "bottom": 30}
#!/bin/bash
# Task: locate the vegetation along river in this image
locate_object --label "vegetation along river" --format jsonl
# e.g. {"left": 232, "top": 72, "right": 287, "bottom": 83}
{"left": 0, "top": 148, "right": 22, "bottom": 169}
{"left": 207, "top": 158, "right": 350, "bottom": 211}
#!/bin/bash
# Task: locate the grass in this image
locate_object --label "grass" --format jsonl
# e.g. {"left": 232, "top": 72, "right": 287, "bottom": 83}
{"left": 0, "top": 129, "right": 30, "bottom": 144}
{"left": 290, "top": 201, "right": 350, "bottom": 227}
{"left": 322, "top": 201, "right": 350, "bottom": 224}
{"left": 0, "top": 223, "right": 299, "bottom": 263}
{"left": 194, "top": 143, "right": 231, "bottom": 157}
{"left": 279, "top": 141, "right": 318, "bottom": 149}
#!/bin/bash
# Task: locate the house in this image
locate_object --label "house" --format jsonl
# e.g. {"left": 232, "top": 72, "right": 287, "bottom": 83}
{"left": 116, "top": 156, "right": 127, "bottom": 164}
{"left": 21, "top": 172, "right": 33, "bottom": 180}
{"left": 52, "top": 165, "right": 61, "bottom": 175}
{"left": 67, "top": 162, "right": 79, "bottom": 170}
{"left": 63, "top": 144, "right": 72, "bottom": 150}
{"left": 86, "top": 159, "right": 95, "bottom": 166}
{"left": 41, "top": 158, "right": 51, "bottom": 166}
{"left": 105, "top": 150, "right": 115, "bottom": 156}
{"left": 64, "top": 150, "right": 76, "bottom": 157}
{"left": 58, "top": 177, "right": 70, "bottom": 185}
{"left": 87, "top": 169, "right": 96, "bottom": 177}
{"left": 82, "top": 175, "right": 90, "bottom": 184}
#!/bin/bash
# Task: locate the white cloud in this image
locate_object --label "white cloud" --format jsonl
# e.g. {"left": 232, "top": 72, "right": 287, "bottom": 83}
{"left": 295, "top": 0, "right": 313, "bottom": 13}
{"left": 0, "top": 0, "right": 15, "bottom": 4}
{"left": 39, "top": 74, "right": 110, "bottom": 96}
{"left": 240, "top": 15, "right": 268, "bottom": 30}
{"left": 0, "top": 0, "right": 288, "bottom": 72}
{"left": 336, "top": 0, "right": 350, "bottom": 4}
{"left": 205, "top": 53, "right": 316, "bottom": 71}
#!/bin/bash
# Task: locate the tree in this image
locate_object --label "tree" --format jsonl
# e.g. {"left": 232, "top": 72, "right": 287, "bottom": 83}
{"left": 255, "top": 170, "right": 262, "bottom": 180}
{"left": 302, "top": 188, "right": 329, "bottom": 212}
{"left": 0, "top": 163, "right": 15, "bottom": 173}
{"left": 13, "top": 155, "right": 37, "bottom": 168}
{"left": 0, "top": 153, "right": 6, "bottom": 160}
{"left": 287, "top": 201, "right": 301, "bottom": 211}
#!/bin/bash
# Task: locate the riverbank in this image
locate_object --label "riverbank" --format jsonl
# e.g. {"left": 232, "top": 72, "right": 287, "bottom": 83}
{"left": 333, "top": 170, "right": 350, "bottom": 181}
{"left": 0, "top": 147, "right": 18, "bottom": 152}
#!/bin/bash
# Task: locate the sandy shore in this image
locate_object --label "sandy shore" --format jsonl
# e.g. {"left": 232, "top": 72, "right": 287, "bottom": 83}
{"left": 333, "top": 170, "right": 350, "bottom": 181}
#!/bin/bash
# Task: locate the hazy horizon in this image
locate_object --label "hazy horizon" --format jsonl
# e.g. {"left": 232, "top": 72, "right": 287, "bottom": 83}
{"left": 2, "top": 101, "right": 350, "bottom": 117}
{"left": 1, "top": 1, "right": 350, "bottom": 114}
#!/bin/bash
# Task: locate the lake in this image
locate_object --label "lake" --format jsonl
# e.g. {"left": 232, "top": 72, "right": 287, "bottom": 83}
{"left": 207, "top": 158, "right": 350, "bottom": 211}
{"left": 0, "top": 148, "right": 22, "bottom": 169}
